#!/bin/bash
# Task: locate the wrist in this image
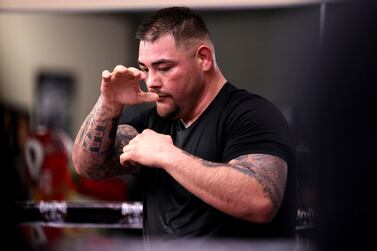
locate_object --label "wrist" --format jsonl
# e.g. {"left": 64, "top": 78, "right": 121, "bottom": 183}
{"left": 98, "top": 95, "right": 123, "bottom": 118}
{"left": 160, "top": 146, "right": 188, "bottom": 171}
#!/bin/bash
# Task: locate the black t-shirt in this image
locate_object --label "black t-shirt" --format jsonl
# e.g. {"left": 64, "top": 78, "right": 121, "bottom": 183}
{"left": 124, "top": 82, "right": 296, "bottom": 240}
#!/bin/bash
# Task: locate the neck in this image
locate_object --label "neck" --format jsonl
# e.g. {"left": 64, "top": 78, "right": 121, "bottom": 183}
{"left": 182, "top": 71, "right": 226, "bottom": 127}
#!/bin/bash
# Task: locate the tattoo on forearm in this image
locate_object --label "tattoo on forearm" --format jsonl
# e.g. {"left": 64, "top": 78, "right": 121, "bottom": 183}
{"left": 109, "top": 118, "right": 119, "bottom": 140}
{"left": 74, "top": 97, "right": 132, "bottom": 179}
{"left": 78, "top": 115, "right": 89, "bottom": 144}
{"left": 82, "top": 120, "right": 108, "bottom": 154}
{"left": 78, "top": 99, "right": 120, "bottom": 156}
{"left": 77, "top": 123, "right": 141, "bottom": 178}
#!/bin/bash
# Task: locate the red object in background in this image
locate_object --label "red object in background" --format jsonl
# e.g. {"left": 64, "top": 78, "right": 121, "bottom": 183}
{"left": 75, "top": 176, "right": 127, "bottom": 201}
{"left": 23, "top": 127, "right": 128, "bottom": 248}
{"left": 25, "top": 127, "right": 75, "bottom": 201}
{"left": 25, "top": 127, "right": 128, "bottom": 202}
{"left": 24, "top": 128, "right": 75, "bottom": 245}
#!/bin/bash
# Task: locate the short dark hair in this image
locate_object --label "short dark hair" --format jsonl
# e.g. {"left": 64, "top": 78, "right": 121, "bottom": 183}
{"left": 136, "top": 7, "right": 211, "bottom": 44}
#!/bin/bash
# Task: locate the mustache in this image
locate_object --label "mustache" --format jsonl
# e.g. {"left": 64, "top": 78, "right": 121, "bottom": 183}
{"left": 149, "top": 89, "right": 170, "bottom": 97}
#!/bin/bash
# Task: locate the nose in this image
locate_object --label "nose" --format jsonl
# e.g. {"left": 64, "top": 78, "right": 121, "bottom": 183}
{"left": 145, "top": 71, "right": 161, "bottom": 90}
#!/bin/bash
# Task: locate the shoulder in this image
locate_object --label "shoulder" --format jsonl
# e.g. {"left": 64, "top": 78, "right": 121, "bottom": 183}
{"left": 222, "top": 83, "right": 287, "bottom": 128}
{"left": 221, "top": 83, "right": 276, "bottom": 113}
{"left": 220, "top": 83, "right": 293, "bottom": 163}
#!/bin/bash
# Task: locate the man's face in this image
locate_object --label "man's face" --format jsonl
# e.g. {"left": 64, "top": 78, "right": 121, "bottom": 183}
{"left": 138, "top": 34, "right": 203, "bottom": 120}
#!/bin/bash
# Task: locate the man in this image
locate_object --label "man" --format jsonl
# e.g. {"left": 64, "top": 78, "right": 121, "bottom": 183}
{"left": 72, "top": 7, "right": 296, "bottom": 240}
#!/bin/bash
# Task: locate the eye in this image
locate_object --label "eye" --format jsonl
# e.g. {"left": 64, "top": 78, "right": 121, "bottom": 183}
{"left": 139, "top": 67, "right": 148, "bottom": 73}
{"left": 158, "top": 66, "right": 171, "bottom": 72}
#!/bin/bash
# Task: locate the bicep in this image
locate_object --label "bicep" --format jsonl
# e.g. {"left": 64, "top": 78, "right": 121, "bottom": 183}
{"left": 228, "top": 153, "right": 287, "bottom": 209}
{"left": 113, "top": 124, "right": 141, "bottom": 175}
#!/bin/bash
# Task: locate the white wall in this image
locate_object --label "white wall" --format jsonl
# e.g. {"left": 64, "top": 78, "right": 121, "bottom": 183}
{"left": 0, "top": 7, "right": 320, "bottom": 135}
{"left": 0, "top": 13, "right": 132, "bottom": 136}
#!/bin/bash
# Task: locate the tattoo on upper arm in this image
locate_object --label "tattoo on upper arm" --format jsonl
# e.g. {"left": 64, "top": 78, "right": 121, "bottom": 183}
{"left": 114, "top": 125, "right": 137, "bottom": 160}
{"left": 231, "top": 154, "right": 287, "bottom": 209}
{"left": 201, "top": 160, "right": 223, "bottom": 167}
{"left": 199, "top": 154, "right": 287, "bottom": 209}
{"left": 113, "top": 124, "right": 141, "bottom": 175}
{"left": 201, "top": 157, "right": 257, "bottom": 177}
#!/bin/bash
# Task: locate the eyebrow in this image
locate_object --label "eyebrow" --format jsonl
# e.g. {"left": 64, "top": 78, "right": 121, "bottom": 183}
{"left": 138, "top": 59, "right": 175, "bottom": 68}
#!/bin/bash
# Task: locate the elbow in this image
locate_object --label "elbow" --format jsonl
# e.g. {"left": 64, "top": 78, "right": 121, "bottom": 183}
{"left": 72, "top": 148, "right": 87, "bottom": 177}
{"left": 254, "top": 199, "right": 276, "bottom": 224}
{"left": 72, "top": 156, "right": 85, "bottom": 178}
{"left": 241, "top": 197, "right": 277, "bottom": 224}
{"left": 72, "top": 144, "right": 103, "bottom": 180}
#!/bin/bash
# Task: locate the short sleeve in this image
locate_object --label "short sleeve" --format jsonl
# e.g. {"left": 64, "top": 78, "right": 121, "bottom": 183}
{"left": 223, "top": 97, "right": 293, "bottom": 163}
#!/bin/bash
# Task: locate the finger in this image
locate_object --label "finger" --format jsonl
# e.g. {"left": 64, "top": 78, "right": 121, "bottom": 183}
{"left": 120, "top": 152, "right": 131, "bottom": 166}
{"left": 124, "top": 68, "right": 146, "bottom": 83}
{"left": 138, "top": 92, "right": 159, "bottom": 103}
{"left": 102, "top": 70, "right": 111, "bottom": 82}
{"left": 140, "top": 71, "right": 147, "bottom": 81}
{"left": 113, "top": 65, "right": 127, "bottom": 77}
{"left": 126, "top": 67, "right": 143, "bottom": 79}
{"left": 113, "top": 65, "right": 126, "bottom": 72}
{"left": 123, "top": 144, "right": 131, "bottom": 153}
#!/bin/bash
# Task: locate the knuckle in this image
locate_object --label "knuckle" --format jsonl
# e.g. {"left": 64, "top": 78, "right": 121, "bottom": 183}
{"left": 114, "top": 65, "right": 125, "bottom": 72}
{"left": 128, "top": 67, "right": 138, "bottom": 72}
{"left": 132, "top": 135, "right": 139, "bottom": 142}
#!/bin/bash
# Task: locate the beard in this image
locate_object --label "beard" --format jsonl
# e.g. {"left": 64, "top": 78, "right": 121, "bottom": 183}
{"left": 156, "top": 101, "right": 180, "bottom": 120}
{"left": 150, "top": 89, "right": 181, "bottom": 119}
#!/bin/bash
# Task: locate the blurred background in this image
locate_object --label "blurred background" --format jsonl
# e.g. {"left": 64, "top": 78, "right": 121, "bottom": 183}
{"left": 2, "top": 0, "right": 375, "bottom": 250}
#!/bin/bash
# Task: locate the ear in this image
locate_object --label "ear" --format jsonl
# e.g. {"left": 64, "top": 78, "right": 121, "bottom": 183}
{"left": 196, "top": 45, "right": 213, "bottom": 72}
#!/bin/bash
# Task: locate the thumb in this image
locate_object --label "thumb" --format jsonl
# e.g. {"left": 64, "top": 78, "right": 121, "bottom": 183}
{"left": 139, "top": 92, "right": 158, "bottom": 103}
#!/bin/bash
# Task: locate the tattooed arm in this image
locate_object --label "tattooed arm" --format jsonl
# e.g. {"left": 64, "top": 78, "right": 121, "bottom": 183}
{"left": 72, "top": 97, "right": 140, "bottom": 179}
{"left": 114, "top": 125, "right": 142, "bottom": 175}
{"left": 165, "top": 152, "right": 287, "bottom": 223}
{"left": 72, "top": 65, "right": 157, "bottom": 180}
{"left": 120, "top": 129, "right": 287, "bottom": 223}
